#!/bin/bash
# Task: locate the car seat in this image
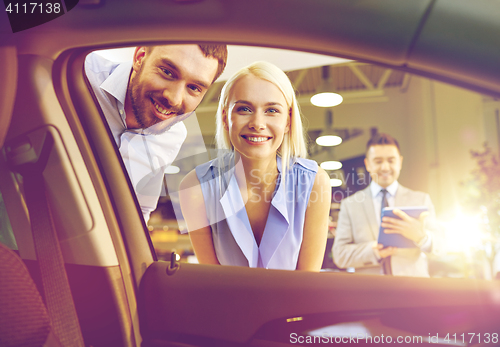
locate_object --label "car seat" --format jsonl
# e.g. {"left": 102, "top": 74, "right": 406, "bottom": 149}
{"left": 0, "top": 242, "right": 61, "bottom": 346}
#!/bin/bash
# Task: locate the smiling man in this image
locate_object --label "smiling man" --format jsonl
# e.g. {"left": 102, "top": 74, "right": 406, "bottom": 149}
{"left": 85, "top": 44, "right": 227, "bottom": 221}
{"left": 332, "top": 133, "right": 439, "bottom": 277}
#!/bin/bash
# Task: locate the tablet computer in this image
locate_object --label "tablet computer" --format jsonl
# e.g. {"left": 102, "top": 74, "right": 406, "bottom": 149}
{"left": 377, "top": 206, "right": 428, "bottom": 248}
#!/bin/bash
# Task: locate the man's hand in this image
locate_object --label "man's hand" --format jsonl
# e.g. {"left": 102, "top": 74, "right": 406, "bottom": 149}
{"left": 381, "top": 209, "right": 428, "bottom": 243}
{"left": 373, "top": 243, "right": 397, "bottom": 258}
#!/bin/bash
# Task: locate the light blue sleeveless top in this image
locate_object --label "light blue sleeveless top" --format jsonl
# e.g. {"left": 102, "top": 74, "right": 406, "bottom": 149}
{"left": 195, "top": 154, "right": 318, "bottom": 270}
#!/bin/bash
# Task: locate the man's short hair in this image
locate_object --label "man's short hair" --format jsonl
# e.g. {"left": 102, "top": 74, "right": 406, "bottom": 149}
{"left": 366, "top": 133, "right": 401, "bottom": 155}
{"left": 198, "top": 44, "right": 228, "bottom": 83}
{"left": 146, "top": 44, "right": 228, "bottom": 83}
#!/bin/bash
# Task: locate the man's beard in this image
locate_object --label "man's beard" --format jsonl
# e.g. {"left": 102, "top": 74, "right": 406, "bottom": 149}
{"left": 128, "top": 71, "right": 186, "bottom": 130}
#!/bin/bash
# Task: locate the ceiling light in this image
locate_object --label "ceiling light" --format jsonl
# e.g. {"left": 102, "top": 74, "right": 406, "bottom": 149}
{"left": 330, "top": 179, "right": 343, "bottom": 187}
{"left": 316, "top": 110, "right": 342, "bottom": 146}
{"left": 316, "top": 135, "right": 342, "bottom": 147}
{"left": 320, "top": 161, "right": 343, "bottom": 170}
{"left": 311, "top": 92, "right": 343, "bottom": 107}
{"left": 165, "top": 165, "right": 180, "bottom": 174}
{"left": 310, "top": 65, "right": 343, "bottom": 107}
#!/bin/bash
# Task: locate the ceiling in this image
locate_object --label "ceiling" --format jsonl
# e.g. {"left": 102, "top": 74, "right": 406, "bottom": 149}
{"left": 93, "top": 45, "right": 349, "bottom": 82}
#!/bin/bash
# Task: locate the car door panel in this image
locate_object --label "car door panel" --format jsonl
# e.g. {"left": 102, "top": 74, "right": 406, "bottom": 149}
{"left": 139, "top": 262, "right": 500, "bottom": 346}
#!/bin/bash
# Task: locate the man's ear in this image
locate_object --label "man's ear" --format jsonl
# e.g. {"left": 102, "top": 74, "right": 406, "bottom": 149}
{"left": 132, "top": 47, "right": 147, "bottom": 73}
{"left": 222, "top": 109, "right": 229, "bottom": 131}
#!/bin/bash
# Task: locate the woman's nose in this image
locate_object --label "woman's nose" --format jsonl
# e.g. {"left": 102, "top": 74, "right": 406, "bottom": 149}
{"left": 248, "top": 112, "right": 266, "bottom": 130}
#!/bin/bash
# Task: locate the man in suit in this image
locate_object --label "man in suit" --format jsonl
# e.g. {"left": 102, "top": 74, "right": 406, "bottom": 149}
{"left": 332, "top": 133, "right": 438, "bottom": 277}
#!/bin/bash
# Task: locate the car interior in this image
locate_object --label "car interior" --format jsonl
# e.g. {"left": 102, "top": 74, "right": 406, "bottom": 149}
{"left": 2, "top": 0, "right": 500, "bottom": 346}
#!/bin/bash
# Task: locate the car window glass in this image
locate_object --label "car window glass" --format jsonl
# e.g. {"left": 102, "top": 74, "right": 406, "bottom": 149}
{"left": 87, "top": 46, "right": 500, "bottom": 280}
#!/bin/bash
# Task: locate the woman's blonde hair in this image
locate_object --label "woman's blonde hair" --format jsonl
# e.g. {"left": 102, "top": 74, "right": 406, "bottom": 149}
{"left": 215, "top": 61, "right": 307, "bottom": 172}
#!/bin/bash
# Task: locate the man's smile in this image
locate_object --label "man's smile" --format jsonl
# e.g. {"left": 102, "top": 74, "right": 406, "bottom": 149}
{"left": 151, "top": 98, "right": 176, "bottom": 120}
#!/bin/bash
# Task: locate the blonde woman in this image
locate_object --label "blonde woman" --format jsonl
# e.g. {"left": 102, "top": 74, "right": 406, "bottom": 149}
{"left": 179, "top": 61, "right": 330, "bottom": 271}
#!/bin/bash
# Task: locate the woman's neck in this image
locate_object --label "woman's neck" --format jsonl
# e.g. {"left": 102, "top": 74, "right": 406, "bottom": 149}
{"left": 234, "top": 153, "right": 279, "bottom": 190}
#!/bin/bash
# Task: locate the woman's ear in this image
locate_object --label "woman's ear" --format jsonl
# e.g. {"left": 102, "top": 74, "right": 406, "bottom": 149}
{"left": 132, "top": 47, "right": 147, "bottom": 73}
{"left": 222, "top": 109, "right": 229, "bottom": 131}
{"left": 285, "top": 108, "right": 291, "bottom": 133}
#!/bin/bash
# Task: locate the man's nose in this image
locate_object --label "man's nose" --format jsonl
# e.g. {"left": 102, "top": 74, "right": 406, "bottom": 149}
{"left": 248, "top": 111, "right": 266, "bottom": 130}
{"left": 381, "top": 161, "right": 390, "bottom": 170}
{"left": 163, "top": 84, "right": 183, "bottom": 108}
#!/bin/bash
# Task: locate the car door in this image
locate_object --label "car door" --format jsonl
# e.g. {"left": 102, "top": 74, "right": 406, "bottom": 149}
{"left": 2, "top": 0, "right": 500, "bottom": 346}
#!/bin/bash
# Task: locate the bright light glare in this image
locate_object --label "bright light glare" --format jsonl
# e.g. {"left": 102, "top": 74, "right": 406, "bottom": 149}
{"left": 330, "top": 178, "right": 342, "bottom": 187}
{"left": 316, "top": 135, "right": 342, "bottom": 146}
{"left": 165, "top": 165, "right": 180, "bottom": 174}
{"left": 321, "top": 161, "right": 343, "bottom": 170}
{"left": 310, "top": 92, "right": 343, "bottom": 107}
{"left": 441, "top": 213, "right": 488, "bottom": 254}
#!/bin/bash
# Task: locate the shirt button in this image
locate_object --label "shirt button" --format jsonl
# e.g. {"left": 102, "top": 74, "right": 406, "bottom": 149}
{"left": 119, "top": 110, "right": 124, "bottom": 115}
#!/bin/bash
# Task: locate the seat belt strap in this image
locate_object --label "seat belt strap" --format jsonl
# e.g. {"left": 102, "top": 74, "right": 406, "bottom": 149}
{"left": 13, "top": 131, "right": 85, "bottom": 347}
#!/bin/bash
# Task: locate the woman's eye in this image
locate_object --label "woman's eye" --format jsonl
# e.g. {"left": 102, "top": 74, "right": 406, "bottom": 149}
{"left": 237, "top": 106, "right": 251, "bottom": 113}
{"left": 267, "top": 108, "right": 280, "bottom": 114}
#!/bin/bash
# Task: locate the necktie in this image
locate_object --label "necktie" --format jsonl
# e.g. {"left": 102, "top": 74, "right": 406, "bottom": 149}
{"left": 381, "top": 189, "right": 389, "bottom": 216}
{"left": 380, "top": 189, "right": 392, "bottom": 275}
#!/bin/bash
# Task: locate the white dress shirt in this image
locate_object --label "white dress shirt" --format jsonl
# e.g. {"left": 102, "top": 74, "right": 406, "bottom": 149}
{"left": 85, "top": 53, "right": 187, "bottom": 222}
{"left": 369, "top": 181, "right": 398, "bottom": 225}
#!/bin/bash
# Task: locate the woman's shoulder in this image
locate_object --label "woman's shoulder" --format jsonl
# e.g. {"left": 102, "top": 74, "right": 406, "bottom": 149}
{"left": 179, "top": 168, "right": 200, "bottom": 191}
{"left": 290, "top": 157, "right": 318, "bottom": 173}
{"left": 194, "top": 159, "right": 215, "bottom": 179}
{"left": 194, "top": 152, "right": 235, "bottom": 183}
{"left": 287, "top": 158, "right": 329, "bottom": 190}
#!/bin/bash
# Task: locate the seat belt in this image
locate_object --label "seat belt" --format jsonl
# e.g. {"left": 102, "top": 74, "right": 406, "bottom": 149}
{"left": 9, "top": 130, "right": 85, "bottom": 347}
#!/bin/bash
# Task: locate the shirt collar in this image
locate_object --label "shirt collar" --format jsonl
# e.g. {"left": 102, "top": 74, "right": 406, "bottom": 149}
{"left": 100, "top": 60, "right": 132, "bottom": 107}
{"left": 370, "top": 180, "right": 399, "bottom": 198}
{"left": 218, "top": 154, "right": 289, "bottom": 268}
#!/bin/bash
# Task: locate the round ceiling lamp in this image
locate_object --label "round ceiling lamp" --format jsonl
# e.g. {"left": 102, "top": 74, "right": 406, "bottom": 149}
{"left": 316, "top": 110, "right": 342, "bottom": 146}
{"left": 310, "top": 65, "right": 343, "bottom": 108}
{"left": 330, "top": 178, "right": 343, "bottom": 187}
{"left": 320, "top": 161, "right": 343, "bottom": 170}
{"left": 316, "top": 135, "right": 342, "bottom": 147}
{"left": 311, "top": 92, "right": 343, "bottom": 107}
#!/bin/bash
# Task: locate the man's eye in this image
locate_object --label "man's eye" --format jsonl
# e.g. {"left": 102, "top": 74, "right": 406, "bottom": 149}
{"left": 189, "top": 85, "right": 202, "bottom": 93}
{"left": 161, "top": 68, "right": 173, "bottom": 77}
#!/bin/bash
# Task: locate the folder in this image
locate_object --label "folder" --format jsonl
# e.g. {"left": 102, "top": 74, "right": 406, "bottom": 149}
{"left": 378, "top": 206, "right": 428, "bottom": 248}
